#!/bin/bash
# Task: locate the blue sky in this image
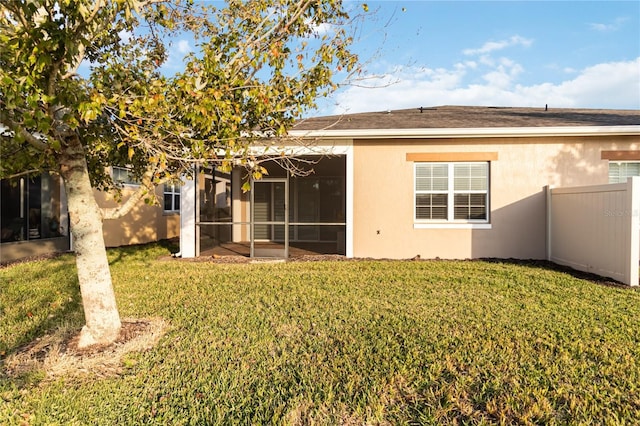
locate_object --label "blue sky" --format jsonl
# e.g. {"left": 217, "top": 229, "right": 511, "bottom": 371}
{"left": 138, "top": 1, "right": 639, "bottom": 116}
{"left": 314, "top": 0, "right": 640, "bottom": 115}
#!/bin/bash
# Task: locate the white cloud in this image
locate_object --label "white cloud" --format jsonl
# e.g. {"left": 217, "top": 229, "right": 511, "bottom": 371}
{"left": 590, "top": 23, "right": 614, "bottom": 32}
{"left": 328, "top": 57, "right": 640, "bottom": 114}
{"left": 463, "top": 35, "right": 533, "bottom": 56}
{"left": 482, "top": 57, "right": 524, "bottom": 89}
{"left": 478, "top": 55, "right": 495, "bottom": 67}
{"left": 118, "top": 29, "right": 133, "bottom": 44}
{"left": 301, "top": 15, "right": 336, "bottom": 37}
{"left": 312, "top": 22, "right": 335, "bottom": 36}
{"left": 160, "top": 38, "right": 194, "bottom": 73}
{"left": 528, "top": 58, "right": 640, "bottom": 108}
{"left": 325, "top": 34, "right": 636, "bottom": 114}
{"left": 589, "top": 17, "right": 629, "bottom": 32}
{"left": 457, "top": 60, "right": 477, "bottom": 70}
{"left": 177, "top": 39, "right": 192, "bottom": 55}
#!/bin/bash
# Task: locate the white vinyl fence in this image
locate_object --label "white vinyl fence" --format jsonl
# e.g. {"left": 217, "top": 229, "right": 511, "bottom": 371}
{"left": 547, "top": 177, "right": 639, "bottom": 286}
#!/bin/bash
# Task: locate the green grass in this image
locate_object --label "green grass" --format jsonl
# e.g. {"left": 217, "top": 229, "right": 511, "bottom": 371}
{"left": 1, "top": 244, "right": 640, "bottom": 425}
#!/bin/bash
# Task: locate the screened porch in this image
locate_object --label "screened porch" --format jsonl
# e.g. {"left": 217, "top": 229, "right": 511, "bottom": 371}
{"left": 196, "top": 156, "right": 346, "bottom": 258}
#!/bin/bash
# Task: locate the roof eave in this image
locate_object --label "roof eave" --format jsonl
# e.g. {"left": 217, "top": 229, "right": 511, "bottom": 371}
{"left": 289, "top": 125, "right": 640, "bottom": 140}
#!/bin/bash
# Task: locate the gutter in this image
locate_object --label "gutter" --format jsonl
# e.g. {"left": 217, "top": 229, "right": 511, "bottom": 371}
{"left": 288, "top": 125, "right": 640, "bottom": 140}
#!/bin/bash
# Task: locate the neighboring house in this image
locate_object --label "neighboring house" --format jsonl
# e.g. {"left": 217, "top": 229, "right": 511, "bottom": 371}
{"left": 178, "top": 105, "right": 640, "bottom": 260}
{"left": 3, "top": 105, "right": 639, "bottom": 264}
{"left": 98, "top": 167, "right": 180, "bottom": 248}
{"left": 1, "top": 172, "right": 70, "bottom": 262}
{"left": 0, "top": 167, "right": 180, "bottom": 263}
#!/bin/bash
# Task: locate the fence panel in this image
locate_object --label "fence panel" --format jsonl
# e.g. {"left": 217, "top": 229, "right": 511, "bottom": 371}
{"left": 548, "top": 177, "right": 639, "bottom": 286}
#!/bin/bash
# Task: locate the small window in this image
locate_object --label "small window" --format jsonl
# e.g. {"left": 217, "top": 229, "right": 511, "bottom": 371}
{"left": 112, "top": 167, "right": 140, "bottom": 186}
{"left": 164, "top": 183, "right": 181, "bottom": 213}
{"left": 609, "top": 162, "right": 640, "bottom": 183}
{"left": 415, "top": 162, "right": 489, "bottom": 223}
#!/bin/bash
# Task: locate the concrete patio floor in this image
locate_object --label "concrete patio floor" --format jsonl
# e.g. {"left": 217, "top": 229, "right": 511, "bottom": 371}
{"left": 199, "top": 241, "right": 343, "bottom": 258}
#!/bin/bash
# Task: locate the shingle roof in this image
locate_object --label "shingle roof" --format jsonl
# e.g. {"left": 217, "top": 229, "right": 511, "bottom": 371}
{"left": 293, "top": 105, "right": 640, "bottom": 131}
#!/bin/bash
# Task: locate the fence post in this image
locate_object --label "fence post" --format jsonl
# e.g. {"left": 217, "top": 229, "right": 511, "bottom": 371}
{"left": 545, "top": 185, "right": 552, "bottom": 261}
{"left": 627, "top": 177, "right": 639, "bottom": 286}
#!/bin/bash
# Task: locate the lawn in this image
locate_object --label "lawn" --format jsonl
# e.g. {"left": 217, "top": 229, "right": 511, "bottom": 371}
{"left": 1, "top": 243, "right": 639, "bottom": 425}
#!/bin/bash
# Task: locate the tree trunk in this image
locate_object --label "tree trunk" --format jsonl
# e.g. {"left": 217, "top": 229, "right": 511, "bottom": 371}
{"left": 59, "top": 136, "right": 121, "bottom": 348}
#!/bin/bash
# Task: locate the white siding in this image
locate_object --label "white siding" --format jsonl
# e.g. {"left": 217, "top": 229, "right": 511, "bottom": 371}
{"left": 548, "top": 177, "right": 639, "bottom": 286}
{"left": 180, "top": 177, "right": 197, "bottom": 258}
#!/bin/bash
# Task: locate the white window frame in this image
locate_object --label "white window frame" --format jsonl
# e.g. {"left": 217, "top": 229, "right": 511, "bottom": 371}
{"left": 112, "top": 166, "right": 140, "bottom": 186}
{"left": 414, "top": 162, "right": 491, "bottom": 229}
{"left": 164, "top": 183, "right": 181, "bottom": 213}
{"left": 609, "top": 161, "right": 640, "bottom": 184}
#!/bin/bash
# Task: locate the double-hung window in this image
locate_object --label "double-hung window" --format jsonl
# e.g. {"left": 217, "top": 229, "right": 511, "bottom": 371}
{"left": 609, "top": 161, "right": 640, "bottom": 183}
{"left": 415, "top": 162, "right": 489, "bottom": 225}
{"left": 164, "top": 183, "right": 181, "bottom": 213}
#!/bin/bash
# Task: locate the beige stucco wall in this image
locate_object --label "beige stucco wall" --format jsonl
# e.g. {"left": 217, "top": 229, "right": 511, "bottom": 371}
{"left": 0, "top": 237, "right": 70, "bottom": 263}
{"left": 97, "top": 185, "right": 180, "bottom": 247}
{"left": 352, "top": 135, "right": 639, "bottom": 260}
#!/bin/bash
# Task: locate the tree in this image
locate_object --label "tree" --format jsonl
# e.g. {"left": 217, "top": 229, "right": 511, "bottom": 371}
{"left": 0, "top": 0, "right": 360, "bottom": 348}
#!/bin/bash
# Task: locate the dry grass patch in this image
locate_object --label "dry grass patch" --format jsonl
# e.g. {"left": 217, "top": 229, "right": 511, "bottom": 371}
{"left": 4, "top": 317, "right": 168, "bottom": 383}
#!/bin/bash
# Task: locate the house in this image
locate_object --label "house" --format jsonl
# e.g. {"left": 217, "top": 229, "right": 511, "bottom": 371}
{"left": 1, "top": 172, "right": 71, "bottom": 262}
{"left": 98, "top": 168, "right": 180, "bottom": 248}
{"left": 178, "top": 105, "right": 640, "bottom": 261}
{"left": 0, "top": 168, "right": 179, "bottom": 263}
{"left": 3, "top": 105, "right": 639, "bottom": 264}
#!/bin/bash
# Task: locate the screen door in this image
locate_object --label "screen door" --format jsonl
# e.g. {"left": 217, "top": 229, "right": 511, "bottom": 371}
{"left": 250, "top": 178, "right": 288, "bottom": 258}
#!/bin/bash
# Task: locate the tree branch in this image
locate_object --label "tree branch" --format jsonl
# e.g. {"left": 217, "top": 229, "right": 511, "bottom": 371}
{"left": 3, "top": 169, "right": 41, "bottom": 179}
{"left": 60, "top": 0, "right": 106, "bottom": 79}
{"left": 227, "top": 0, "right": 313, "bottom": 71}
{"left": 1, "top": 2, "right": 31, "bottom": 30}
{"left": 61, "top": 42, "right": 86, "bottom": 80}
{"left": 102, "top": 165, "right": 168, "bottom": 220}
{"left": 0, "top": 112, "right": 49, "bottom": 151}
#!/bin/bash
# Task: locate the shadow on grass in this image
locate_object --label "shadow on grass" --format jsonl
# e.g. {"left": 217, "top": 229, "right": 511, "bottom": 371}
{"left": 1, "top": 269, "right": 84, "bottom": 390}
{"left": 478, "top": 258, "right": 633, "bottom": 289}
{"left": 107, "top": 239, "right": 178, "bottom": 267}
{"left": 1, "top": 270, "right": 84, "bottom": 359}
{"left": 3, "top": 240, "right": 177, "bottom": 360}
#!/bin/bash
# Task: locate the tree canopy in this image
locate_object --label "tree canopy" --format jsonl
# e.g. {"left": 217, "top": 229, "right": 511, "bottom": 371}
{"left": 1, "top": 0, "right": 361, "bottom": 191}
{"left": 0, "top": 0, "right": 363, "bottom": 348}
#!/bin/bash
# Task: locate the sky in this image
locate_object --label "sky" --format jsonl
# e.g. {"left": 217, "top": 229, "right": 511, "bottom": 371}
{"left": 110, "top": 1, "right": 640, "bottom": 117}
{"left": 311, "top": 0, "right": 640, "bottom": 116}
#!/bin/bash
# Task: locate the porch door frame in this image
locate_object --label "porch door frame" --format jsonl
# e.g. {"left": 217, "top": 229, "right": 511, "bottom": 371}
{"left": 250, "top": 177, "right": 289, "bottom": 258}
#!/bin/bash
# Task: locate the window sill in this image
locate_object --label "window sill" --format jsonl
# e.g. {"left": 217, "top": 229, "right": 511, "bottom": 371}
{"left": 414, "top": 223, "right": 492, "bottom": 230}
{"left": 163, "top": 211, "right": 180, "bottom": 216}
